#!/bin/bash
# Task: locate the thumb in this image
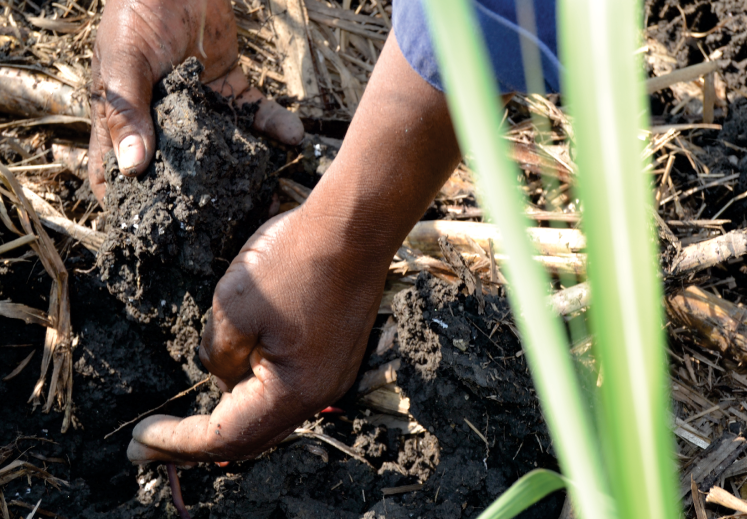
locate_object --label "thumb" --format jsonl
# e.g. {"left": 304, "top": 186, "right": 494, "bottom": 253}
{"left": 89, "top": 44, "right": 156, "bottom": 182}
{"left": 127, "top": 375, "right": 301, "bottom": 463}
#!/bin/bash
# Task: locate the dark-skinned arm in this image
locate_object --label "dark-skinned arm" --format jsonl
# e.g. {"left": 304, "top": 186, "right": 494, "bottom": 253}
{"left": 127, "top": 31, "right": 462, "bottom": 463}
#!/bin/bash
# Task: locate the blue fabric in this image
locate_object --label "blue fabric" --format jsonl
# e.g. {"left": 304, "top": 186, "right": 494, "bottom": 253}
{"left": 392, "top": 0, "right": 561, "bottom": 94}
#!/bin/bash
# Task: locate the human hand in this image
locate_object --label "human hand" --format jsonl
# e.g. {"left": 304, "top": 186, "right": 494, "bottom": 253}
{"left": 89, "top": 0, "right": 304, "bottom": 202}
{"left": 126, "top": 206, "right": 387, "bottom": 462}
{"left": 125, "top": 30, "right": 461, "bottom": 464}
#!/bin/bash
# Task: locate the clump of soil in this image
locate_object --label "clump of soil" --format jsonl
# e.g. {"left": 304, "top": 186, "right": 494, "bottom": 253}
{"left": 391, "top": 273, "right": 562, "bottom": 518}
{"left": 98, "top": 57, "right": 274, "bottom": 323}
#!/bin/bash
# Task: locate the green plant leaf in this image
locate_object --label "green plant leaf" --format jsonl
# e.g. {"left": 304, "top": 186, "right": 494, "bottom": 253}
{"left": 558, "top": 1, "right": 680, "bottom": 518}
{"left": 422, "top": 2, "right": 614, "bottom": 519}
{"left": 477, "top": 469, "right": 566, "bottom": 519}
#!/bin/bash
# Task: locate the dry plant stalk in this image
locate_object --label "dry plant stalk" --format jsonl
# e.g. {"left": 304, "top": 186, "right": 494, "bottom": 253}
{"left": 510, "top": 141, "right": 574, "bottom": 182}
{"left": 0, "top": 301, "right": 52, "bottom": 327}
{"left": 0, "top": 67, "right": 89, "bottom": 119}
{"left": 36, "top": 215, "right": 104, "bottom": 253}
{"left": 669, "top": 229, "right": 747, "bottom": 277}
{"left": 390, "top": 246, "right": 458, "bottom": 283}
{"left": 549, "top": 281, "right": 590, "bottom": 316}
{"left": 0, "top": 233, "right": 36, "bottom": 255}
{"left": 268, "top": 0, "right": 321, "bottom": 116}
{"left": 0, "top": 164, "right": 74, "bottom": 432}
{"left": 706, "top": 485, "right": 747, "bottom": 513}
{"left": 357, "top": 359, "right": 400, "bottom": 395}
{"left": 0, "top": 489, "right": 7, "bottom": 519}
{"left": 0, "top": 459, "right": 68, "bottom": 489}
{"left": 645, "top": 61, "right": 720, "bottom": 94}
{"left": 703, "top": 71, "right": 716, "bottom": 124}
{"left": 21, "top": 186, "right": 104, "bottom": 253}
{"left": 667, "top": 286, "right": 747, "bottom": 366}
{"left": 405, "top": 220, "right": 586, "bottom": 257}
{"left": 309, "top": 25, "right": 363, "bottom": 114}
{"left": 293, "top": 428, "right": 372, "bottom": 467}
{"left": 278, "top": 177, "right": 311, "bottom": 204}
{"left": 691, "top": 476, "right": 708, "bottom": 519}
{"left": 2, "top": 350, "right": 35, "bottom": 382}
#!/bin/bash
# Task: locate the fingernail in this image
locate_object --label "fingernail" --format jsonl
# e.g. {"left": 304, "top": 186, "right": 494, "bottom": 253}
{"left": 118, "top": 134, "right": 146, "bottom": 174}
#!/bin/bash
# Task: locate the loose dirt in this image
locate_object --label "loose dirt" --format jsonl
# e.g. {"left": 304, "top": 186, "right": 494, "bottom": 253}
{"left": 0, "top": 254, "right": 559, "bottom": 518}
{"left": 645, "top": 0, "right": 747, "bottom": 93}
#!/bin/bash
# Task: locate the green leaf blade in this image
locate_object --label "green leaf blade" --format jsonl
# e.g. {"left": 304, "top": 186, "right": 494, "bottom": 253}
{"left": 423, "top": 2, "right": 614, "bottom": 519}
{"left": 558, "top": 1, "right": 680, "bottom": 518}
{"left": 477, "top": 469, "right": 566, "bottom": 519}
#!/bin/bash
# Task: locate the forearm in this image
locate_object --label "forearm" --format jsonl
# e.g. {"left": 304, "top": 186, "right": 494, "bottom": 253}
{"left": 303, "top": 32, "right": 461, "bottom": 271}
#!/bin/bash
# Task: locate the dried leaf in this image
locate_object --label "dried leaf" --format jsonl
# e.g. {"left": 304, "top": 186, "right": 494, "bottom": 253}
{"left": 0, "top": 301, "right": 52, "bottom": 327}
{"left": 3, "top": 350, "right": 35, "bottom": 381}
{"left": 26, "top": 16, "right": 81, "bottom": 34}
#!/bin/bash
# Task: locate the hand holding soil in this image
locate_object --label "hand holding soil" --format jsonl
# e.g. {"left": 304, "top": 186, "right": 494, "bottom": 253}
{"left": 116, "top": 31, "right": 461, "bottom": 466}
{"left": 88, "top": 0, "right": 304, "bottom": 202}
{"left": 126, "top": 207, "right": 385, "bottom": 463}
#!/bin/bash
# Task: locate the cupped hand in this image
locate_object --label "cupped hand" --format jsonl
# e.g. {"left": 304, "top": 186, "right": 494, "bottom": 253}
{"left": 126, "top": 206, "right": 386, "bottom": 463}
{"left": 89, "top": 0, "right": 304, "bottom": 202}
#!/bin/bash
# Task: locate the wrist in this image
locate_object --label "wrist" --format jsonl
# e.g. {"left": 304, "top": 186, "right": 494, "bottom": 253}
{"left": 302, "top": 162, "right": 414, "bottom": 271}
{"left": 294, "top": 31, "right": 461, "bottom": 274}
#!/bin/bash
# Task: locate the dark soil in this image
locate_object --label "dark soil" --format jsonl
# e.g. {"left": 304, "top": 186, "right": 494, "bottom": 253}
{"left": 686, "top": 97, "right": 747, "bottom": 225}
{"left": 645, "top": 0, "right": 747, "bottom": 95}
{"left": 98, "top": 57, "right": 273, "bottom": 326}
{"left": 0, "top": 60, "right": 561, "bottom": 518}
{"left": 391, "top": 273, "right": 563, "bottom": 518}
{"left": 644, "top": 0, "right": 747, "bottom": 226}
{"left": 0, "top": 265, "right": 562, "bottom": 518}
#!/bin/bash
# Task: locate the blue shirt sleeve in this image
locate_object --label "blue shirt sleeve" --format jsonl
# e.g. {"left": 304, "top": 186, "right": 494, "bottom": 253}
{"left": 392, "top": 0, "right": 562, "bottom": 95}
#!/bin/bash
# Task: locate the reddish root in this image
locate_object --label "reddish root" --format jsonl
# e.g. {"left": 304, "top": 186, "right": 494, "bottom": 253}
{"left": 166, "top": 463, "right": 192, "bottom": 519}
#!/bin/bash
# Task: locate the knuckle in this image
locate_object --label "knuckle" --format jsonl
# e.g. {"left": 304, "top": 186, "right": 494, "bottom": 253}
{"left": 197, "top": 342, "right": 212, "bottom": 369}
{"left": 104, "top": 92, "right": 144, "bottom": 119}
{"left": 203, "top": 423, "right": 245, "bottom": 461}
{"left": 288, "top": 379, "right": 327, "bottom": 412}
{"left": 202, "top": 428, "right": 227, "bottom": 455}
{"left": 198, "top": 320, "right": 252, "bottom": 383}
{"left": 213, "top": 277, "right": 234, "bottom": 305}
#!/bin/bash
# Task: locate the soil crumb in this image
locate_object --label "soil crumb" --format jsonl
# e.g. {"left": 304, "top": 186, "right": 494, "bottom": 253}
{"left": 98, "top": 57, "right": 274, "bottom": 323}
